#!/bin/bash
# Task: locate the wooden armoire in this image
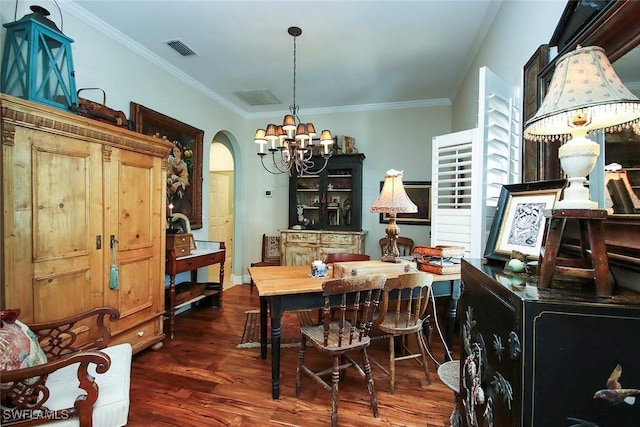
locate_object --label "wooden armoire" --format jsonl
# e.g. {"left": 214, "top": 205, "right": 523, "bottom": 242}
{"left": 1, "top": 94, "right": 173, "bottom": 353}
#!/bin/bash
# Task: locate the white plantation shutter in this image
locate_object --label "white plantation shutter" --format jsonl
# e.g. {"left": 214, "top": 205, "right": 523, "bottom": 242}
{"left": 479, "top": 66, "right": 521, "bottom": 208}
{"left": 431, "top": 129, "right": 483, "bottom": 257}
{"left": 431, "top": 67, "right": 520, "bottom": 258}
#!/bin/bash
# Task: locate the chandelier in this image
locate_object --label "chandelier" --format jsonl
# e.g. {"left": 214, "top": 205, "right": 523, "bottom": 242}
{"left": 254, "top": 26, "right": 333, "bottom": 176}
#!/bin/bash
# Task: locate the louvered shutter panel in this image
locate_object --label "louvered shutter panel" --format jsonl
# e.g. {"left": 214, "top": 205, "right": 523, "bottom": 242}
{"left": 431, "top": 67, "right": 520, "bottom": 258}
{"left": 479, "top": 66, "right": 521, "bottom": 209}
{"left": 431, "top": 129, "right": 483, "bottom": 257}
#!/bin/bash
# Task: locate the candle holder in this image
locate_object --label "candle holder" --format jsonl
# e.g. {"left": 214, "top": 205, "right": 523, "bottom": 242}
{"left": 166, "top": 203, "right": 179, "bottom": 233}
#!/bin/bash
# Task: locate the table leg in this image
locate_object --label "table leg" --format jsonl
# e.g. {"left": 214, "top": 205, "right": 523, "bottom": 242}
{"left": 270, "top": 298, "right": 283, "bottom": 399}
{"left": 219, "top": 262, "right": 225, "bottom": 306}
{"left": 445, "top": 279, "right": 461, "bottom": 361}
{"left": 260, "top": 297, "right": 268, "bottom": 360}
{"left": 445, "top": 297, "right": 457, "bottom": 361}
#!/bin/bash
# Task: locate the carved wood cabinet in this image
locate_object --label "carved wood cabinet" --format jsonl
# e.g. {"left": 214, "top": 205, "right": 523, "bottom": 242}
{"left": 1, "top": 94, "right": 173, "bottom": 353}
{"left": 280, "top": 230, "right": 367, "bottom": 266}
{"left": 459, "top": 259, "right": 640, "bottom": 427}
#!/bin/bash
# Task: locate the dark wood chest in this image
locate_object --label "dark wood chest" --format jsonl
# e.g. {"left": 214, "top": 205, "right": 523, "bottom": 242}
{"left": 459, "top": 258, "right": 640, "bottom": 427}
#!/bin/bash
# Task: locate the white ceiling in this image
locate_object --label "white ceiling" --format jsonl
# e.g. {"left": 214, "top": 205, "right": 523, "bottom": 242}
{"left": 64, "top": 0, "right": 503, "bottom": 118}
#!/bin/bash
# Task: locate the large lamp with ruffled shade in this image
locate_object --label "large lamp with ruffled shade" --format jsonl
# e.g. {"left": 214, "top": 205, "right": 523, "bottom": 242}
{"left": 371, "top": 170, "right": 417, "bottom": 263}
{"left": 524, "top": 45, "right": 640, "bottom": 209}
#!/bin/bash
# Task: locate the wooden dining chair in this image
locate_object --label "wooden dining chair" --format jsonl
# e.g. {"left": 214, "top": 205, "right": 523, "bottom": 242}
{"left": 295, "top": 274, "right": 386, "bottom": 427}
{"left": 379, "top": 237, "right": 415, "bottom": 257}
{"left": 317, "top": 253, "right": 371, "bottom": 323}
{"left": 371, "top": 271, "right": 433, "bottom": 393}
{"left": 250, "top": 234, "right": 281, "bottom": 293}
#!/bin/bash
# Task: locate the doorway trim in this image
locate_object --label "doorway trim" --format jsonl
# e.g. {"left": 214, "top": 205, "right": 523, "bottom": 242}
{"left": 209, "top": 131, "right": 242, "bottom": 285}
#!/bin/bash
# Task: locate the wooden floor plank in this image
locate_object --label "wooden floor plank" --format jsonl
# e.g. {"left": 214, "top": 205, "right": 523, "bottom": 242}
{"left": 128, "top": 284, "right": 458, "bottom": 426}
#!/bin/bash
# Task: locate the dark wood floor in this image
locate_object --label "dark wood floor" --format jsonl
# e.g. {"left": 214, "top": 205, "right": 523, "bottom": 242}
{"left": 128, "top": 284, "right": 459, "bottom": 426}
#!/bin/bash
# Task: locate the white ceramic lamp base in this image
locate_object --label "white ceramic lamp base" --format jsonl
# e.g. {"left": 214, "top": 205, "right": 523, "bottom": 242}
{"left": 555, "top": 135, "right": 599, "bottom": 210}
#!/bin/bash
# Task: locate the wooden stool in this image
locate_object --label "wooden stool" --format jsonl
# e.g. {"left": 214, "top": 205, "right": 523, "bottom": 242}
{"left": 538, "top": 209, "right": 611, "bottom": 296}
{"left": 437, "top": 360, "right": 460, "bottom": 394}
{"left": 437, "top": 360, "right": 461, "bottom": 427}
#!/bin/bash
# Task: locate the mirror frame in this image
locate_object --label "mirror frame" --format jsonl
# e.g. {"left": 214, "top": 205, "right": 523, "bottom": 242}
{"left": 539, "top": 0, "right": 640, "bottom": 180}
{"left": 538, "top": 0, "right": 640, "bottom": 270}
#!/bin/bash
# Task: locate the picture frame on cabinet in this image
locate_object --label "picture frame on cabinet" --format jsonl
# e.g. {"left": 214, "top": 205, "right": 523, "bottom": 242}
{"left": 311, "top": 136, "right": 340, "bottom": 157}
{"left": 342, "top": 135, "right": 357, "bottom": 154}
{"left": 130, "top": 102, "right": 203, "bottom": 229}
{"left": 332, "top": 136, "right": 341, "bottom": 155}
{"left": 379, "top": 181, "right": 431, "bottom": 225}
{"left": 484, "top": 180, "right": 566, "bottom": 262}
{"left": 310, "top": 138, "right": 323, "bottom": 157}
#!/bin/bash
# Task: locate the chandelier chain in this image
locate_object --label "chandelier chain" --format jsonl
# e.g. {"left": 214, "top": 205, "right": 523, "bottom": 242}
{"left": 291, "top": 32, "right": 298, "bottom": 119}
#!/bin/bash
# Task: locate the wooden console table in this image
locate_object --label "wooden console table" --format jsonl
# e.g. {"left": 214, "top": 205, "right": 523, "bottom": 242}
{"left": 165, "top": 240, "right": 225, "bottom": 338}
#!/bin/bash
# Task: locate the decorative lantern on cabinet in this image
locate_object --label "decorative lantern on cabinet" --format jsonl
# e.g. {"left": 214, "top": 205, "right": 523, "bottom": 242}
{"left": 1, "top": 5, "right": 78, "bottom": 111}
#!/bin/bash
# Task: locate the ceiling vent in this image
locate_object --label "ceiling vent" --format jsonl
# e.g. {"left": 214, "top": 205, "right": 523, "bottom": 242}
{"left": 165, "top": 39, "right": 197, "bottom": 57}
{"left": 233, "top": 89, "right": 281, "bottom": 106}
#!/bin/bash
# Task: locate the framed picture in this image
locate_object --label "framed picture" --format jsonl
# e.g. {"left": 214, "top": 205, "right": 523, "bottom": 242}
{"left": 484, "top": 179, "right": 566, "bottom": 262}
{"left": 342, "top": 135, "right": 357, "bottom": 154}
{"left": 379, "top": 181, "right": 431, "bottom": 225}
{"left": 130, "top": 102, "right": 203, "bottom": 229}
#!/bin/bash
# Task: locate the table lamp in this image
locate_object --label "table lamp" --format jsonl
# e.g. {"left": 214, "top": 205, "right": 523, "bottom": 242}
{"left": 524, "top": 45, "right": 640, "bottom": 209}
{"left": 371, "top": 169, "right": 417, "bottom": 263}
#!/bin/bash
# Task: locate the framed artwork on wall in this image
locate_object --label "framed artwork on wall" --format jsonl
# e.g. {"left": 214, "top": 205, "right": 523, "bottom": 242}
{"left": 379, "top": 181, "right": 431, "bottom": 225}
{"left": 130, "top": 102, "right": 203, "bottom": 229}
{"left": 484, "top": 179, "right": 566, "bottom": 262}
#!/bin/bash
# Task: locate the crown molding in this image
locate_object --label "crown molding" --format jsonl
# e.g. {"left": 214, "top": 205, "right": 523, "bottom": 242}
{"left": 59, "top": 0, "right": 248, "bottom": 118}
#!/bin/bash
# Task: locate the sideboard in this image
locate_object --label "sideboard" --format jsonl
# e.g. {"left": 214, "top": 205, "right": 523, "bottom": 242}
{"left": 280, "top": 229, "right": 367, "bottom": 265}
{"left": 459, "top": 258, "right": 640, "bottom": 426}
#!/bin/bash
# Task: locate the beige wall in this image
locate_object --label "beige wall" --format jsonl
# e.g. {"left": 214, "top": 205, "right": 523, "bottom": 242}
{"left": 0, "top": 0, "right": 566, "bottom": 283}
{"left": 452, "top": 1, "right": 566, "bottom": 131}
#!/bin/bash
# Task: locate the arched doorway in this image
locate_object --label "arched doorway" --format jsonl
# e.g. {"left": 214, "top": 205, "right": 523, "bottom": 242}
{"left": 209, "top": 138, "right": 235, "bottom": 287}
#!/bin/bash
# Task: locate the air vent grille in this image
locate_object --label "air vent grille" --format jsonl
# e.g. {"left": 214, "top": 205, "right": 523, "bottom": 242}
{"left": 233, "top": 90, "right": 281, "bottom": 106}
{"left": 165, "top": 39, "right": 197, "bottom": 57}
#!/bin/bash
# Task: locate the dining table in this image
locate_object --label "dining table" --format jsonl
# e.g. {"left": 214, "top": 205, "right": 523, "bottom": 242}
{"left": 249, "top": 260, "right": 461, "bottom": 399}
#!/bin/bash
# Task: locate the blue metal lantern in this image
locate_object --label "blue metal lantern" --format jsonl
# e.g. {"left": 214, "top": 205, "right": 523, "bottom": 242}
{"left": 1, "top": 5, "right": 78, "bottom": 110}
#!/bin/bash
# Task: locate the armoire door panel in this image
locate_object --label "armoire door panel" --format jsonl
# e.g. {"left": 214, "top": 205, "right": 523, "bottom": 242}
{"left": 7, "top": 128, "right": 103, "bottom": 322}
{"left": 116, "top": 153, "right": 156, "bottom": 251}
{"left": 104, "top": 148, "right": 164, "bottom": 325}
{"left": 112, "top": 255, "right": 154, "bottom": 315}
{"left": 31, "top": 138, "right": 98, "bottom": 261}
{"left": 33, "top": 268, "right": 91, "bottom": 321}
